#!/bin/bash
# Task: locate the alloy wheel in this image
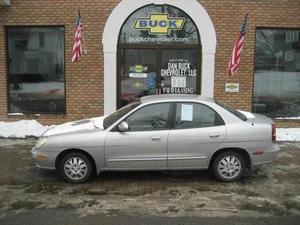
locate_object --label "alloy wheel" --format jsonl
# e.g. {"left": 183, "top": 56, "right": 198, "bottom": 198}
{"left": 217, "top": 156, "right": 241, "bottom": 179}
{"left": 64, "top": 157, "right": 88, "bottom": 180}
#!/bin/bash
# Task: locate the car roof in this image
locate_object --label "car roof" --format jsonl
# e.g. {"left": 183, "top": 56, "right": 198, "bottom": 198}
{"left": 140, "top": 94, "right": 215, "bottom": 104}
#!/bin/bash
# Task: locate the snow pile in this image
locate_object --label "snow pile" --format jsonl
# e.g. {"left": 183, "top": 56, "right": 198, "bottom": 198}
{"left": 276, "top": 117, "right": 300, "bottom": 120}
{"left": 277, "top": 128, "right": 300, "bottom": 142}
{"left": 44, "top": 117, "right": 104, "bottom": 136}
{"left": 0, "top": 120, "right": 47, "bottom": 138}
{"left": 0, "top": 117, "right": 105, "bottom": 139}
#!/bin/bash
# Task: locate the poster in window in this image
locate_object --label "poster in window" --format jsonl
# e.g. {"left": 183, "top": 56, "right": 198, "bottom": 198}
{"left": 161, "top": 58, "right": 197, "bottom": 94}
{"left": 181, "top": 104, "right": 193, "bottom": 121}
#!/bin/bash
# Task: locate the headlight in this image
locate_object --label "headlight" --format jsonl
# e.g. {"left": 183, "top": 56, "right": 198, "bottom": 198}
{"left": 35, "top": 138, "right": 47, "bottom": 149}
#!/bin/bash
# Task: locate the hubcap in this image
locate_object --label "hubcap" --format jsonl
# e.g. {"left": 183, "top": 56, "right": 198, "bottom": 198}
{"left": 218, "top": 156, "right": 241, "bottom": 179}
{"left": 64, "top": 157, "right": 88, "bottom": 180}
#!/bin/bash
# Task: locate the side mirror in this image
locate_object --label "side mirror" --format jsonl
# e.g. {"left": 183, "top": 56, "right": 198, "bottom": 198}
{"left": 118, "top": 121, "right": 129, "bottom": 132}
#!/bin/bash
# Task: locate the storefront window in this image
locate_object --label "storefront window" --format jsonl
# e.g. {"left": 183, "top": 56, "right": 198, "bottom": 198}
{"left": 253, "top": 28, "right": 300, "bottom": 118}
{"left": 118, "top": 4, "right": 201, "bottom": 108}
{"left": 6, "top": 27, "right": 65, "bottom": 114}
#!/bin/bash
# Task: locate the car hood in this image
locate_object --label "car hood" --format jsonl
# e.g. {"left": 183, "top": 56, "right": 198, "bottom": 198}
{"left": 42, "top": 116, "right": 105, "bottom": 137}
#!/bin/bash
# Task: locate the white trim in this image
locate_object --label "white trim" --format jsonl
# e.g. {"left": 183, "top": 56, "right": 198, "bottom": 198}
{"left": 102, "top": 0, "right": 216, "bottom": 115}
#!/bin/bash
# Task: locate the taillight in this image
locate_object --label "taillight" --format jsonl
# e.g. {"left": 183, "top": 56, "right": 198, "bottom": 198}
{"left": 272, "top": 123, "right": 276, "bottom": 141}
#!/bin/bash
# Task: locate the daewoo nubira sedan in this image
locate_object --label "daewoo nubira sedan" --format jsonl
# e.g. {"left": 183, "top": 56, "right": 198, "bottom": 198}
{"left": 32, "top": 95, "right": 280, "bottom": 183}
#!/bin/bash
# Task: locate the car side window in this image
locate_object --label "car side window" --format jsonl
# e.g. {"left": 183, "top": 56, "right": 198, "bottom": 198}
{"left": 125, "top": 103, "right": 171, "bottom": 131}
{"left": 175, "top": 103, "right": 225, "bottom": 129}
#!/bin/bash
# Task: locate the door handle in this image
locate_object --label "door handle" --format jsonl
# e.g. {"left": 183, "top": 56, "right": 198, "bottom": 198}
{"left": 151, "top": 136, "right": 162, "bottom": 141}
{"left": 209, "top": 133, "right": 220, "bottom": 138}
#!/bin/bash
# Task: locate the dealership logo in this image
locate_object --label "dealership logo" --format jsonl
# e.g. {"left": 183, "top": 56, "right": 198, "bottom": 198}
{"left": 134, "top": 14, "right": 185, "bottom": 35}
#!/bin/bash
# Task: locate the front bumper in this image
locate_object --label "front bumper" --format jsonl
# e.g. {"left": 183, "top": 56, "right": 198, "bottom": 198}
{"left": 31, "top": 147, "right": 56, "bottom": 170}
{"left": 252, "top": 143, "right": 280, "bottom": 166}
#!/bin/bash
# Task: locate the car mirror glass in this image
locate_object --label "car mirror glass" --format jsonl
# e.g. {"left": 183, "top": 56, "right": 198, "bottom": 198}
{"left": 118, "top": 121, "right": 129, "bottom": 132}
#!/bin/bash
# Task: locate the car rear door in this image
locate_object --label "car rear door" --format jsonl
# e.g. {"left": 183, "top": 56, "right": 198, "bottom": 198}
{"left": 104, "top": 102, "right": 172, "bottom": 169}
{"left": 167, "top": 102, "right": 227, "bottom": 168}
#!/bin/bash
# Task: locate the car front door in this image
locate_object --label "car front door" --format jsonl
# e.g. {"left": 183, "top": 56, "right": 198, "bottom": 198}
{"left": 167, "top": 102, "right": 227, "bottom": 168}
{"left": 105, "top": 102, "right": 172, "bottom": 169}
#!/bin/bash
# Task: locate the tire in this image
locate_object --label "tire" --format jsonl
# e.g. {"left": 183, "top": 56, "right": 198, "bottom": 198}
{"left": 212, "top": 151, "right": 245, "bottom": 182}
{"left": 59, "top": 152, "right": 93, "bottom": 183}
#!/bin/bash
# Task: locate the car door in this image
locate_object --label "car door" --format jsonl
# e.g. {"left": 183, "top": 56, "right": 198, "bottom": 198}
{"left": 105, "top": 102, "right": 172, "bottom": 169}
{"left": 167, "top": 102, "right": 227, "bottom": 168}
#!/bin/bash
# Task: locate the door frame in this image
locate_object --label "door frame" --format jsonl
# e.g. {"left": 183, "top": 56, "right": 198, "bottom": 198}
{"left": 102, "top": 0, "right": 217, "bottom": 115}
{"left": 117, "top": 44, "right": 202, "bottom": 108}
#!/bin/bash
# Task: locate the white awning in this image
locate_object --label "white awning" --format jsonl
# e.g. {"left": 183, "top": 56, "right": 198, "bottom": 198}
{"left": 0, "top": 0, "right": 11, "bottom": 6}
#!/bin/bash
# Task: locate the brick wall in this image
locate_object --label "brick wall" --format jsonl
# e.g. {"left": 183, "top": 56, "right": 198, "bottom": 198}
{"left": 0, "top": 0, "right": 299, "bottom": 127}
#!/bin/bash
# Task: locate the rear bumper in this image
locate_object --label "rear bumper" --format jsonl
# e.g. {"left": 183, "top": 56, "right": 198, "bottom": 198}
{"left": 252, "top": 143, "right": 280, "bottom": 166}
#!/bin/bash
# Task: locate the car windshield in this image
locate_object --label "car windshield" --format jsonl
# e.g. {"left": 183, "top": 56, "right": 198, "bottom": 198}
{"left": 216, "top": 101, "right": 247, "bottom": 121}
{"left": 103, "top": 102, "right": 141, "bottom": 129}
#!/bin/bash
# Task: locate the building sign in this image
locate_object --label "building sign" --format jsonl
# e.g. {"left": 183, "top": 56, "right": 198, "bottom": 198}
{"left": 161, "top": 61, "right": 197, "bottom": 76}
{"left": 171, "top": 76, "right": 186, "bottom": 88}
{"left": 161, "top": 58, "right": 197, "bottom": 94}
{"left": 119, "top": 5, "right": 200, "bottom": 44}
{"left": 129, "top": 65, "right": 149, "bottom": 78}
{"left": 134, "top": 14, "right": 185, "bottom": 35}
{"left": 225, "top": 83, "right": 240, "bottom": 92}
{"left": 129, "top": 64, "right": 148, "bottom": 73}
{"left": 129, "top": 73, "right": 148, "bottom": 78}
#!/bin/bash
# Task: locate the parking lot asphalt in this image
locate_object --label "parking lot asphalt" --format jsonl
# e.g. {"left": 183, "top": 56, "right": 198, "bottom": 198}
{"left": 0, "top": 139, "right": 299, "bottom": 225}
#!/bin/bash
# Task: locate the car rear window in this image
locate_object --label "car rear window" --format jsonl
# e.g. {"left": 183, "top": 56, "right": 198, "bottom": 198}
{"left": 216, "top": 101, "right": 247, "bottom": 121}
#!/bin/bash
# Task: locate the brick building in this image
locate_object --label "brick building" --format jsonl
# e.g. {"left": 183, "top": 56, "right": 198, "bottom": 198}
{"left": 0, "top": 0, "right": 299, "bottom": 127}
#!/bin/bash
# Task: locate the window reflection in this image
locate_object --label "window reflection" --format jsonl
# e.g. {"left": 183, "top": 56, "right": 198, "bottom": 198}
{"left": 7, "top": 27, "right": 65, "bottom": 114}
{"left": 125, "top": 103, "right": 171, "bottom": 131}
{"left": 253, "top": 29, "right": 300, "bottom": 118}
{"left": 120, "top": 49, "right": 157, "bottom": 107}
{"left": 119, "top": 4, "right": 200, "bottom": 45}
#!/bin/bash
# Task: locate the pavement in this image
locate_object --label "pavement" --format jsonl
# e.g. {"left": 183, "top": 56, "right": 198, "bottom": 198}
{"left": 0, "top": 139, "right": 299, "bottom": 225}
{"left": 2, "top": 209, "right": 300, "bottom": 225}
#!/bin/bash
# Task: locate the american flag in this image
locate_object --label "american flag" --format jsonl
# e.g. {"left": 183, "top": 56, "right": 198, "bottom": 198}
{"left": 72, "top": 8, "right": 84, "bottom": 63}
{"left": 228, "top": 13, "right": 249, "bottom": 76}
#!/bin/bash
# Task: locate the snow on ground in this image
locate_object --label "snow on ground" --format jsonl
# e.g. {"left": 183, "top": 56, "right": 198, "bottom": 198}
{"left": 276, "top": 117, "right": 300, "bottom": 120}
{"left": 277, "top": 128, "right": 300, "bottom": 142}
{"left": 0, "top": 120, "right": 299, "bottom": 141}
{"left": 0, "top": 120, "right": 47, "bottom": 138}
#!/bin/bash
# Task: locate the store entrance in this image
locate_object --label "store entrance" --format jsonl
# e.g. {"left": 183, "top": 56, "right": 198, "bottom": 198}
{"left": 117, "top": 4, "right": 201, "bottom": 108}
{"left": 118, "top": 46, "right": 200, "bottom": 108}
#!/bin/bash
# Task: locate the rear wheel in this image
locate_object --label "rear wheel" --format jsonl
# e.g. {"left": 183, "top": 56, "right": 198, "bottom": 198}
{"left": 59, "top": 152, "right": 93, "bottom": 183}
{"left": 212, "top": 151, "right": 245, "bottom": 182}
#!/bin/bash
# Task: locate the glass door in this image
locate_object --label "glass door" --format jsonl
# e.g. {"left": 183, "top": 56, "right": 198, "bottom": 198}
{"left": 119, "top": 48, "right": 157, "bottom": 107}
{"left": 118, "top": 48, "right": 200, "bottom": 108}
{"left": 117, "top": 4, "right": 202, "bottom": 108}
{"left": 160, "top": 49, "right": 198, "bottom": 94}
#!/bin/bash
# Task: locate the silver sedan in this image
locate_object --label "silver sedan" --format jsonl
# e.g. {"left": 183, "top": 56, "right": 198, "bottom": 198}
{"left": 31, "top": 95, "right": 280, "bottom": 183}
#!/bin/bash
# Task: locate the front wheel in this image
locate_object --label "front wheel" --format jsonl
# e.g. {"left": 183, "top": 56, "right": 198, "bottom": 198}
{"left": 59, "top": 152, "right": 93, "bottom": 183}
{"left": 212, "top": 151, "right": 245, "bottom": 182}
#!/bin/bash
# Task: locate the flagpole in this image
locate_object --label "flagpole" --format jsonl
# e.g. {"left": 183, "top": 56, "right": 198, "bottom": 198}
{"left": 78, "top": 7, "right": 87, "bottom": 54}
{"left": 72, "top": 5, "right": 85, "bottom": 63}
{"left": 228, "top": 12, "right": 249, "bottom": 76}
